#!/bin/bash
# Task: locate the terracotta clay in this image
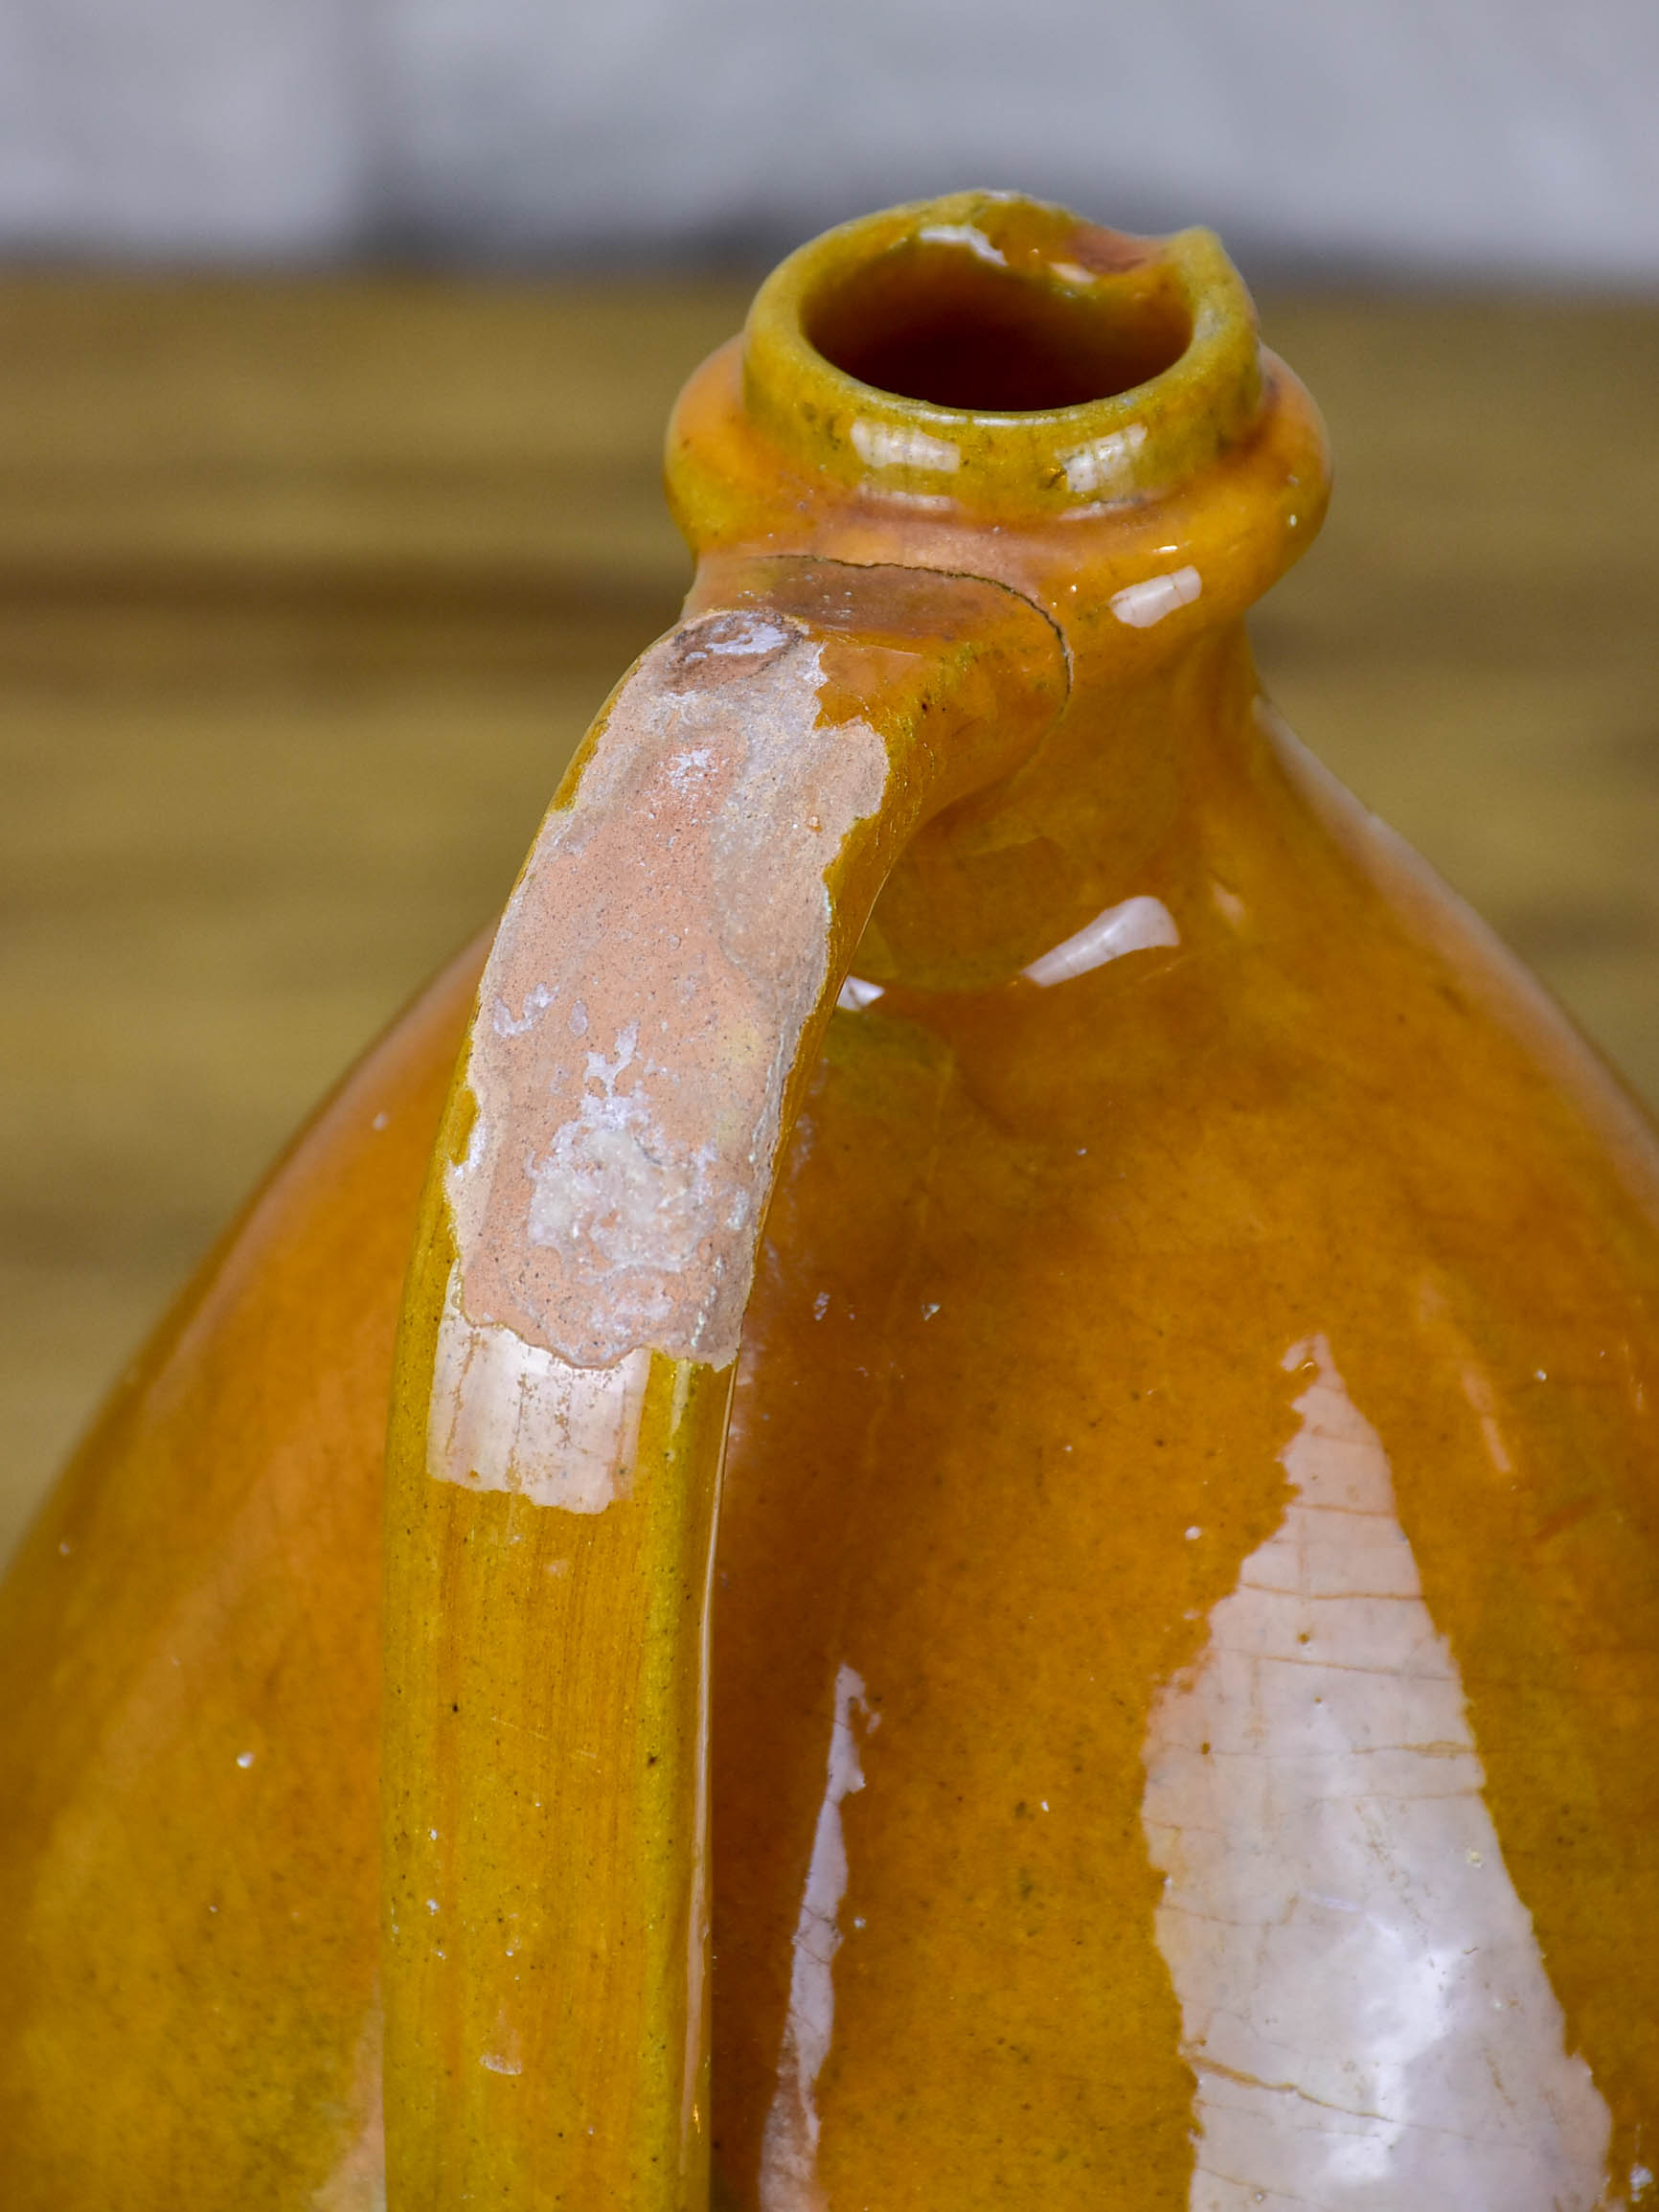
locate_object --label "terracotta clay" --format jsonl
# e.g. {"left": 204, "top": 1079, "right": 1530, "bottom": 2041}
{"left": 2, "top": 192, "right": 1655, "bottom": 2210}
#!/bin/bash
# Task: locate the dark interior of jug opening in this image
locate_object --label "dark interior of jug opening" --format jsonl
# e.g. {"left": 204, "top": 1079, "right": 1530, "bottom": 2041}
{"left": 807, "top": 240, "right": 1193, "bottom": 413}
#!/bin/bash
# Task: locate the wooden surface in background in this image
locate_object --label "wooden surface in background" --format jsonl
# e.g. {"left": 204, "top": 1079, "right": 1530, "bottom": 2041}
{"left": 1, "top": 275, "right": 1656, "bottom": 1560}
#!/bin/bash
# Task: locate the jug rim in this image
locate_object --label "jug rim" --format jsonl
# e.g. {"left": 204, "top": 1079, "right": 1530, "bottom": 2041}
{"left": 741, "top": 189, "right": 1265, "bottom": 517}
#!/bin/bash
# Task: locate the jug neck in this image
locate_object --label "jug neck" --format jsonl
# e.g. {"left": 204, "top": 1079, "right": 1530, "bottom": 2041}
{"left": 667, "top": 192, "right": 1330, "bottom": 987}
{"left": 667, "top": 190, "right": 1329, "bottom": 700}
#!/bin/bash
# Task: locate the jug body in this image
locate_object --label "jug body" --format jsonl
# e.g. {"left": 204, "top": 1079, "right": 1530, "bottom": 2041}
{"left": 713, "top": 657, "right": 1659, "bottom": 2208}
{"left": 0, "top": 942, "right": 481, "bottom": 2201}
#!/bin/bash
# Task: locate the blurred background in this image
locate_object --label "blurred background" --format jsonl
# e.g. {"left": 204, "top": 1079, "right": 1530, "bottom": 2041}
{"left": 2, "top": 0, "right": 1657, "bottom": 1558}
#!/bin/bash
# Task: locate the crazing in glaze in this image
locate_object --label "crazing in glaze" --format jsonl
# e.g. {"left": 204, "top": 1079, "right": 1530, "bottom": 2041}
{"left": 444, "top": 609, "right": 890, "bottom": 1380}
{"left": 1061, "top": 422, "right": 1148, "bottom": 494}
{"left": 760, "top": 1665, "right": 875, "bottom": 2212}
{"left": 850, "top": 419, "right": 962, "bottom": 474}
{"left": 426, "top": 1261, "right": 649, "bottom": 1509}
{"left": 1143, "top": 1336, "right": 1615, "bottom": 2209}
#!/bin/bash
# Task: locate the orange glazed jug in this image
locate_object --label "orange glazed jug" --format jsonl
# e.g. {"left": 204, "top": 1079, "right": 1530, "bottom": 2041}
{"left": 2, "top": 192, "right": 1656, "bottom": 2211}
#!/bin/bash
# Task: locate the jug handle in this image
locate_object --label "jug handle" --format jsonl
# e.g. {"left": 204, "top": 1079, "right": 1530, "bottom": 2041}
{"left": 380, "top": 554, "right": 1065, "bottom": 2208}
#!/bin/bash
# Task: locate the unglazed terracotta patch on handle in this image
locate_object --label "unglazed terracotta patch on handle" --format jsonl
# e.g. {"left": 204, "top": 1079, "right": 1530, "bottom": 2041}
{"left": 434, "top": 608, "right": 889, "bottom": 1510}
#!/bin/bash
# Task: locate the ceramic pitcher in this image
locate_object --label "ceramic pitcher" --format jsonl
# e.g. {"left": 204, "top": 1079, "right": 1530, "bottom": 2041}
{"left": 2, "top": 192, "right": 1655, "bottom": 2211}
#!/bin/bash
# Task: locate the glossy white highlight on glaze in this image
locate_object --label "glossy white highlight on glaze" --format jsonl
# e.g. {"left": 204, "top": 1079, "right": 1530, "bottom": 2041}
{"left": 849, "top": 418, "right": 961, "bottom": 472}
{"left": 428, "top": 1260, "right": 648, "bottom": 1510}
{"left": 1060, "top": 421, "right": 1148, "bottom": 494}
{"left": 835, "top": 974, "right": 885, "bottom": 1012}
{"left": 1458, "top": 1360, "right": 1515, "bottom": 1475}
{"left": 1416, "top": 1276, "right": 1519, "bottom": 1483}
{"left": 877, "top": 489, "right": 959, "bottom": 514}
{"left": 1022, "top": 894, "right": 1179, "bottom": 987}
{"left": 916, "top": 219, "right": 1006, "bottom": 266}
{"left": 760, "top": 1664, "right": 875, "bottom": 2212}
{"left": 1142, "top": 1334, "right": 1613, "bottom": 2209}
{"left": 1110, "top": 563, "right": 1202, "bottom": 627}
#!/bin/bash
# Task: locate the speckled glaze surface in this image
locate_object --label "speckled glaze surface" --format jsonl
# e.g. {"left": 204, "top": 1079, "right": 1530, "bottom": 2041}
{"left": 1, "top": 193, "right": 1656, "bottom": 2209}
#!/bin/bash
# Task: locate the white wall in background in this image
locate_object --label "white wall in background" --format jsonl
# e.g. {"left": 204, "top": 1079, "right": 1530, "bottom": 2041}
{"left": 2, "top": 0, "right": 1655, "bottom": 278}
{"left": 0, "top": 0, "right": 372, "bottom": 253}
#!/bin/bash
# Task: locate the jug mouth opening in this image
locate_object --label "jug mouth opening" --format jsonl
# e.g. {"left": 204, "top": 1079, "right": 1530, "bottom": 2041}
{"left": 805, "top": 236, "right": 1193, "bottom": 414}
{"left": 740, "top": 192, "right": 1265, "bottom": 518}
